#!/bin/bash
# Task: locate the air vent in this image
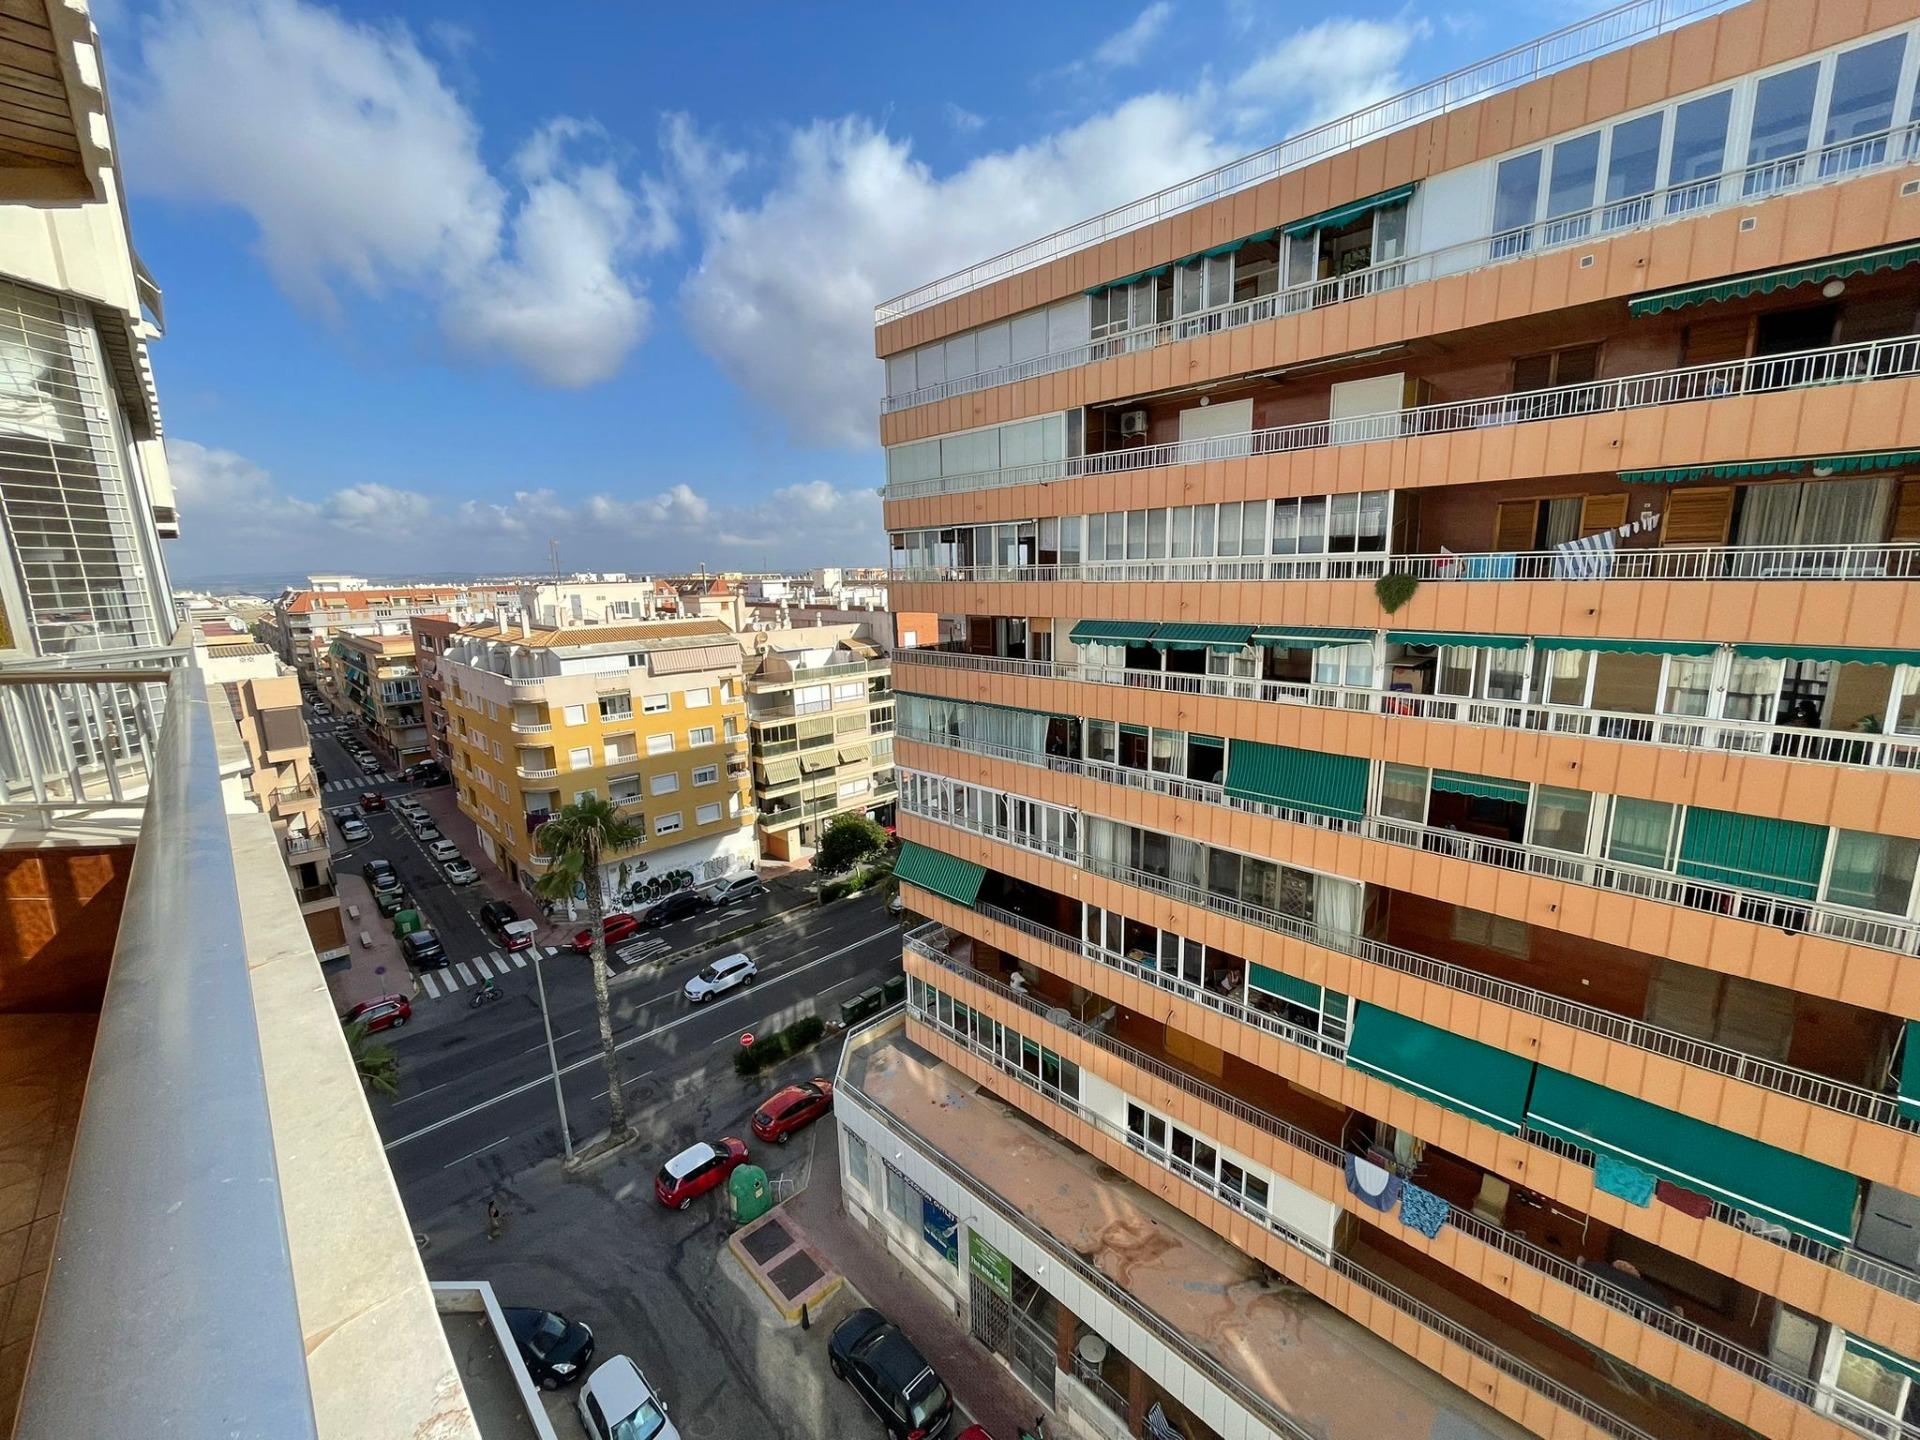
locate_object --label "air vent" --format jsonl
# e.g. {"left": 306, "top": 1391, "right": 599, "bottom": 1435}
{"left": 1578, "top": 254, "right": 1595, "bottom": 269}
{"left": 1738, "top": 216, "right": 1758, "bottom": 232}
{"left": 1904, "top": 179, "right": 1920, "bottom": 197}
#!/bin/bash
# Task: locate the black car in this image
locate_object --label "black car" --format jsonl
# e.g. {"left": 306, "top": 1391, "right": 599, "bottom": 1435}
{"left": 401, "top": 929, "right": 448, "bottom": 968}
{"left": 503, "top": 1306, "right": 595, "bottom": 1391}
{"left": 362, "top": 858, "right": 401, "bottom": 893}
{"left": 479, "top": 899, "right": 521, "bottom": 937}
{"left": 638, "top": 890, "right": 706, "bottom": 929}
{"left": 827, "top": 1308, "right": 953, "bottom": 1440}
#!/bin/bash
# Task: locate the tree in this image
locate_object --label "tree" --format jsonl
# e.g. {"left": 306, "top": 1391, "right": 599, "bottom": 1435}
{"left": 345, "top": 1021, "right": 399, "bottom": 1099}
{"left": 815, "top": 812, "right": 888, "bottom": 875}
{"left": 534, "top": 795, "right": 645, "bottom": 1143}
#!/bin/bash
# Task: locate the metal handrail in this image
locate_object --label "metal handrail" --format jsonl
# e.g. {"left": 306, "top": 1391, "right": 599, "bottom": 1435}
{"left": 908, "top": 940, "right": 1858, "bottom": 1421}
{"left": 0, "top": 663, "right": 178, "bottom": 824}
{"left": 874, "top": 0, "right": 1739, "bottom": 320}
{"left": 886, "top": 329, "right": 1920, "bottom": 494}
{"left": 14, "top": 662, "right": 318, "bottom": 1438}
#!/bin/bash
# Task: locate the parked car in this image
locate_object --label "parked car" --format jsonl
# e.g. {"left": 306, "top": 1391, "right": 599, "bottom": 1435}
{"left": 443, "top": 857, "right": 479, "bottom": 885}
{"left": 572, "top": 913, "right": 640, "bottom": 953}
{"left": 427, "top": 839, "right": 461, "bottom": 864}
{"left": 362, "top": 858, "right": 401, "bottom": 892}
{"left": 751, "top": 1079, "right": 833, "bottom": 1144}
{"left": 702, "top": 874, "right": 765, "bottom": 907}
{"left": 638, "top": 890, "right": 706, "bottom": 929}
{"left": 683, "top": 953, "right": 756, "bottom": 1004}
{"left": 654, "top": 1137, "right": 748, "bottom": 1209}
{"left": 828, "top": 1308, "right": 954, "bottom": 1440}
{"left": 500, "top": 919, "right": 538, "bottom": 952}
{"left": 404, "top": 760, "right": 448, "bottom": 783}
{"left": 401, "top": 929, "right": 448, "bottom": 969}
{"left": 480, "top": 899, "right": 522, "bottom": 937}
{"left": 503, "top": 1306, "right": 595, "bottom": 1391}
{"left": 412, "top": 822, "right": 444, "bottom": 845}
{"left": 357, "top": 755, "right": 382, "bottom": 773}
{"left": 577, "top": 1355, "right": 677, "bottom": 1440}
{"left": 337, "top": 817, "right": 370, "bottom": 843}
{"left": 329, "top": 805, "right": 356, "bottom": 825}
{"left": 359, "top": 791, "right": 386, "bottom": 812}
{"left": 374, "top": 887, "right": 410, "bottom": 918}
{"left": 343, "top": 994, "right": 411, "bottom": 1032}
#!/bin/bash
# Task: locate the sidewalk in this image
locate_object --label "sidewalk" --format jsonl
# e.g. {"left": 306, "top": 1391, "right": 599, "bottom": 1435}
{"left": 787, "top": 1129, "right": 1049, "bottom": 1440}
{"left": 324, "top": 869, "right": 413, "bottom": 1011}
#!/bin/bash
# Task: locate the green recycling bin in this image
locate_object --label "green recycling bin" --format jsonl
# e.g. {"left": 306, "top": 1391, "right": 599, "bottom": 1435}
{"left": 882, "top": 974, "right": 906, "bottom": 1005}
{"left": 392, "top": 908, "right": 424, "bottom": 938}
{"left": 728, "top": 1164, "right": 772, "bottom": 1225}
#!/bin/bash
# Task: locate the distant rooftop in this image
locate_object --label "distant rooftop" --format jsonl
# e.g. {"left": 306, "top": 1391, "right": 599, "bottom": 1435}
{"left": 456, "top": 618, "right": 735, "bottom": 650}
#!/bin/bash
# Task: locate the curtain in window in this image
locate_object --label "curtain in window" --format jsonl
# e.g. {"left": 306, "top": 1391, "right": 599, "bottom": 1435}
{"left": 1313, "top": 875, "right": 1364, "bottom": 947}
{"left": 1722, "top": 655, "right": 1783, "bottom": 722}
{"left": 1608, "top": 798, "right": 1677, "bottom": 869}
{"left": 1826, "top": 830, "right": 1920, "bottom": 914}
{"left": 1378, "top": 763, "right": 1430, "bottom": 823}
{"left": 1530, "top": 786, "right": 1595, "bottom": 853}
{"left": 1798, "top": 477, "right": 1892, "bottom": 547}
{"left": 1735, "top": 483, "right": 1803, "bottom": 546}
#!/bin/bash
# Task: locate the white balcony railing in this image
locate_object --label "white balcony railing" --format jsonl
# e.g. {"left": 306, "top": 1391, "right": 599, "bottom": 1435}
{"left": 886, "top": 330, "right": 1920, "bottom": 498}
{"left": 515, "top": 765, "right": 560, "bottom": 780}
{"left": 881, "top": 118, "right": 1918, "bottom": 412}
{"left": 510, "top": 721, "right": 552, "bottom": 734}
{"left": 0, "top": 657, "right": 187, "bottom": 829}
{"left": 875, "top": 0, "right": 1740, "bottom": 322}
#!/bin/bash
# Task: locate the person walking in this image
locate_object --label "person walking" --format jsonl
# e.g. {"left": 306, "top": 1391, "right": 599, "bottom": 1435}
{"left": 486, "top": 1197, "right": 504, "bottom": 1241}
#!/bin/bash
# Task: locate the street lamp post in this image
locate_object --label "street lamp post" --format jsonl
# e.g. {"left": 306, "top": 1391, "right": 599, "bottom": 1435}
{"left": 531, "top": 946, "right": 574, "bottom": 1161}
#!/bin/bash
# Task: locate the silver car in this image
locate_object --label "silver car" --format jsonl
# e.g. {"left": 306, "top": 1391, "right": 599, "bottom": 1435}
{"left": 683, "top": 953, "right": 756, "bottom": 1004}
{"left": 578, "top": 1355, "right": 677, "bottom": 1440}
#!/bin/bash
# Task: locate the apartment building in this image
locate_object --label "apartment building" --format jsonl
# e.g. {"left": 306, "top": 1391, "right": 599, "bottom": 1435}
{"left": 863, "top": 6, "right": 1920, "bottom": 1440}
{"left": 517, "top": 574, "right": 677, "bottom": 627}
{"left": 333, "top": 630, "right": 427, "bottom": 766}
{"left": 440, "top": 618, "right": 756, "bottom": 899}
{"left": 743, "top": 624, "right": 897, "bottom": 860}
{"left": 411, "top": 614, "right": 458, "bottom": 768}
{"left": 264, "top": 583, "right": 517, "bottom": 689}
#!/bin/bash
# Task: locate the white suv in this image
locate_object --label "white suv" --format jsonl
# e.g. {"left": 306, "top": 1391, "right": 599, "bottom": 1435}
{"left": 683, "top": 953, "right": 756, "bottom": 1004}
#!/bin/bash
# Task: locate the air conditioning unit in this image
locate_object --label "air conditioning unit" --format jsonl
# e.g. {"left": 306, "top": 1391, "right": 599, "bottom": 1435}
{"left": 1118, "top": 410, "right": 1148, "bottom": 437}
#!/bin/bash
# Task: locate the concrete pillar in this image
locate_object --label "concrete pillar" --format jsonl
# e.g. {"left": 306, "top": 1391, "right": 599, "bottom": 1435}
{"left": 1126, "top": 1361, "right": 1149, "bottom": 1439}
{"left": 1053, "top": 1298, "right": 1076, "bottom": 1374}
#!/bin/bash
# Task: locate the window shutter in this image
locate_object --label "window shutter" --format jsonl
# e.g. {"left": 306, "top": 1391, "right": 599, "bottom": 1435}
{"left": 1892, "top": 478, "right": 1920, "bottom": 541}
{"left": 1660, "top": 486, "right": 1734, "bottom": 545}
{"left": 1681, "top": 315, "right": 1751, "bottom": 366}
{"left": 1579, "top": 494, "right": 1629, "bottom": 536}
{"left": 1493, "top": 501, "right": 1538, "bottom": 552}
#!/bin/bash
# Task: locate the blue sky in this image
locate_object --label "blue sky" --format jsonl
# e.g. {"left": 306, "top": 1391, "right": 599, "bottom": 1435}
{"left": 104, "top": 0, "right": 1578, "bottom": 584}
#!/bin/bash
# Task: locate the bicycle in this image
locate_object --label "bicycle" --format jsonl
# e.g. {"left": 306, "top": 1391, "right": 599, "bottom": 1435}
{"left": 468, "top": 979, "right": 504, "bottom": 1010}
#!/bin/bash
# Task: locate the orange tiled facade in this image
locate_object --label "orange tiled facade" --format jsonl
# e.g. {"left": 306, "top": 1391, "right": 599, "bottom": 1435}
{"left": 874, "top": 5, "right": 1920, "bottom": 1440}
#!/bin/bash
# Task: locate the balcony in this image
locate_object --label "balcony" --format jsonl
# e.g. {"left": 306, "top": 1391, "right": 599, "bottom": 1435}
{"left": 758, "top": 783, "right": 898, "bottom": 833}
{"left": 880, "top": 119, "right": 1919, "bottom": 414}
{"left": 284, "top": 833, "right": 329, "bottom": 859}
{"left": 0, "top": 661, "right": 183, "bottom": 833}
{"left": 515, "top": 765, "right": 560, "bottom": 780}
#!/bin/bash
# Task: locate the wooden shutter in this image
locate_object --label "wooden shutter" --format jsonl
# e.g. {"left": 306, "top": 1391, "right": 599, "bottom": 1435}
{"left": 1681, "top": 316, "right": 1752, "bottom": 367}
{"left": 1892, "top": 478, "right": 1920, "bottom": 541}
{"left": 1660, "top": 486, "right": 1735, "bottom": 546}
{"left": 1579, "top": 493, "right": 1630, "bottom": 537}
{"left": 1493, "top": 500, "right": 1538, "bottom": 552}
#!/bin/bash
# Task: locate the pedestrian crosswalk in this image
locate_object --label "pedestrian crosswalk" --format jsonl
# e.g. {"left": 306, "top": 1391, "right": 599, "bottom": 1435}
{"left": 323, "top": 774, "right": 393, "bottom": 792}
{"left": 417, "top": 945, "right": 563, "bottom": 999}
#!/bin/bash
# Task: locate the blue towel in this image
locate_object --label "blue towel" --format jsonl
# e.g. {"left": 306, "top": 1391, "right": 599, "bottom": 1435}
{"left": 1345, "top": 1153, "right": 1402, "bottom": 1212}
{"left": 1594, "top": 1154, "right": 1655, "bottom": 1207}
{"left": 1399, "top": 1183, "right": 1450, "bottom": 1239}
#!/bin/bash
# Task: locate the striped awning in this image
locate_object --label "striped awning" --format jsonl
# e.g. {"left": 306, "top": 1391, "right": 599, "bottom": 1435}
{"left": 1431, "top": 770, "right": 1529, "bottom": 805}
{"left": 1070, "top": 619, "right": 1157, "bottom": 644}
{"left": 1733, "top": 642, "right": 1920, "bottom": 668}
{"left": 1387, "top": 631, "right": 1528, "bottom": 651}
{"left": 1628, "top": 243, "right": 1920, "bottom": 316}
{"left": 1282, "top": 183, "right": 1416, "bottom": 238}
{"left": 1534, "top": 637, "right": 1718, "bottom": 657}
{"left": 1174, "top": 228, "right": 1278, "bottom": 268}
{"left": 1085, "top": 263, "right": 1172, "bottom": 298}
{"left": 1253, "top": 626, "right": 1373, "bottom": 649}
{"left": 894, "top": 842, "right": 986, "bottom": 908}
{"left": 1620, "top": 450, "right": 1920, "bottom": 484}
{"left": 1151, "top": 622, "right": 1255, "bottom": 653}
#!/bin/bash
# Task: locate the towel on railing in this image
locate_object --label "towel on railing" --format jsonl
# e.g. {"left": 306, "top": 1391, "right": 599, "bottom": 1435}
{"left": 1655, "top": 1180, "right": 1712, "bottom": 1218}
{"left": 1399, "top": 1182, "right": 1450, "bottom": 1239}
{"left": 1345, "top": 1152, "right": 1402, "bottom": 1211}
{"left": 1554, "top": 527, "right": 1618, "bottom": 579}
{"left": 1462, "top": 553, "right": 1517, "bottom": 580}
{"left": 1594, "top": 1153, "right": 1656, "bottom": 1206}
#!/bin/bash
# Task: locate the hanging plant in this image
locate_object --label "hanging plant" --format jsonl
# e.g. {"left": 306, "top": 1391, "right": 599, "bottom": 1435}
{"left": 1374, "top": 572, "right": 1420, "bottom": 615}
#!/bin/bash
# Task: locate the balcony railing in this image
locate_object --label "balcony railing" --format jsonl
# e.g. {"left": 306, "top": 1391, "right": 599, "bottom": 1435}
{"left": 759, "top": 783, "right": 898, "bottom": 832}
{"left": 897, "top": 649, "right": 1920, "bottom": 775}
{"left": 510, "top": 721, "right": 552, "bottom": 734}
{"left": 284, "top": 834, "right": 329, "bottom": 857}
{"left": 898, "top": 800, "right": 1916, "bottom": 1132}
{"left": 875, "top": 0, "right": 1739, "bottom": 321}
{"left": 908, "top": 933, "right": 1883, "bottom": 1429}
{"left": 880, "top": 113, "right": 1914, "bottom": 412}
{"left": 886, "top": 330, "right": 1920, "bottom": 497}
{"left": 748, "top": 656, "right": 891, "bottom": 687}
{"left": 516, "top": 765, "right": 560, "bottom": 780}
{"left": 0, "top": 658, "right": 185, "bottom": 829}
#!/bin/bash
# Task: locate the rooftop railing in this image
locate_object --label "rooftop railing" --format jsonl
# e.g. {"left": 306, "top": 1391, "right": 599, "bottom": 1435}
{"left": 0, "top": 652, "right": 189, "bottom": 829}
{"left": 874, "top": 0, "right": 1739, "bottom": 322}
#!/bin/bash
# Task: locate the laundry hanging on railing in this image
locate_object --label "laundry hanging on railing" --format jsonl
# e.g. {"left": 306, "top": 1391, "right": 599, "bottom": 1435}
{"left": 1344, "top": 1152, "right": 1402, "bottom": 1211}
{"left": 1594, "top": 1153, "right": 1656, "bottom": 1207}
{"left": 1553, "top": 528, "right": 1617, "bottom": 579}
{"left": 1398, "top": 1182, "right": 1451, "bottom": 1239}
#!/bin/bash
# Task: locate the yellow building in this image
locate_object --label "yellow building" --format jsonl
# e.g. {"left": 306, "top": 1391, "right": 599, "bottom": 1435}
{"left": 441, "top": 618, "right": 756, "bottom": 899}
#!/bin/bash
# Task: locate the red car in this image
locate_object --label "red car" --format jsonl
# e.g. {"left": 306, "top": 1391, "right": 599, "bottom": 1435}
{"left": 654, "top": 1136, "right": 748, "bottom": 1209}
{"left": 359, "top": 791, "right": 386, "bottom": 811}
{"left": 751, "top": 1079, "right": 834, "bottom": 1144}
{"left": 571, "top": 912, "right": 639, "bottom": 953}
{"left": 343, "top": 993, "right": 411, "bottom": 1032}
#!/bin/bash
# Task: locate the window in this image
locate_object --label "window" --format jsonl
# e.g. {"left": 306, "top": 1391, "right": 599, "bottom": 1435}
{"left": 1451, "top": 908, "right": 1531, "bottom": 958}
{"left": 1745, "top": 61, "right": 1819, "bottom": 192}
{"left": 884, "top": 1164, "right": 917, "bottom": 1227}
{"left": 491, "top": 740, "right": 503, "bottom": 761}
{"left": 1491, "top": 150, "right": 1543, "bottom": 254}
{"left": 643, "top": 693, "right": 670, "bottom": 714}
{"left": 1544, "top": 131, "right": 1601, "bottom": 238}
{"left": 1826, "top": 830, "right": 1920, "bottom": 916}
{"left": 598, "top": 695, "right": 632, "bottom": 720}
{"left": 1608, "top": 797, "right": 1678, "bottom": 870}
{"left": 693, "top": 764, "right": 719, "bottom": 785}
{"left": 688, "top": 726, "right": 717, "bottom": 746}
{"left": 844, "top": 1130, "right": 870, "bottom": 1191}
{"left": 1666, "top": 90, "right": 1731, "bottom": 211}
{"left": 1513, "top": 343, "right": 1601, "bottom": 392}
{"left": 567, "top": 746, "right": 591, "bottom": 768}
{"left": 647, "top": 734, "right": 674, "bottom": 756}
{"left": 650, "top": 773, "right": 679, "bottom": 795}
{"left": 563, "top": 703, "right": 587, "bottom": 726}
{"left": 1530, "top": 786, "right": 1595, "bottom": 854}
{"left": 683, "top": 686, "right": 711, "bottom": 708}
{"left": 1603, "top": 111, "right": 1663, "bottom": 226}
{"left": 655, "top": 812, "right": 683, "bottom": 836}
{"left": 1378, "top": 764, "right": 1429, "bottom": 824}
{"left": 696, "top": 802, "right": 722, "bottom": 825}
{"left": 1824, "top": 35, "right": 1907, "bottom": 173}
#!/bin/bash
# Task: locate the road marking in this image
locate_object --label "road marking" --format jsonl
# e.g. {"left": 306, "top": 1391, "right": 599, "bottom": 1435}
{"left": 489, "top": 951, "right": 506, "bottom": 970}
{"left": 442, "top": 1134, "right": 510, "bottom": 1169}
{"left": 468, "top": 955, "right": 491, "bottom": 979}
{"left": 544, "top": 945, "right": 559, "bottom": 957}
{"left": 420, "top": 970, "right": 441, "bottom": 999}
{"left": 384, "top": 926, "right": 898, "bottom": 1150}
{"left": 454, "top": 962, "right": 476, "bottom": 986}
{"left": 523, "top": 1027, "right": 580, "bottom": 1055}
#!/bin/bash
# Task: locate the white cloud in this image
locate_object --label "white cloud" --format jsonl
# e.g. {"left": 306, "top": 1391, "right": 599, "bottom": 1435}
{"left": 125, "top": 0, "right": 665, "bottom": 387}
{"left": 944, "top": 103, "right": 986, "bottom": 135}
{"left": 1229, "top": 17, "right": 1429, "bottom": 131}
{"left": 1093, "top": 2, "right": 1174, "bottom": 68}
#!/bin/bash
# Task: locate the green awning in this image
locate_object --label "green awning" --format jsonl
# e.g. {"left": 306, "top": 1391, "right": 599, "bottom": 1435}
{"left": 1848, "top": 1337, "right": 1920, "bottom": 1388}
{"left": 1070, "top": 619, "right": 1158, "bottom": 644}
{"left": 1534, "top": 637, "right": 1719, "bottom": 657}
{"left": 758, "top": 757, "right": 801, "bottom": 786}
{"left": 1526, "top": 1066, "right": 1859, "bottom": 1243}
{"left": 1282, "top": 183, "right": 1417, "bottom": 238}
{"left": 1431, "top": 770, "right": 1529, "bottom": 805}
{"left": 1733, "top": 642, "right": 1920, "bottom": 668}
{"left": 1225, "top": 740, "right": 1369, "bottom": 822}
{"left": 1387, "top": 631, "right": 1528, "bottom": 651}
{"left": 1084, "top": 263, "right": 1172, "bottom": 297}
{"left": 1253, "top": 626, "right": 1374, "bottom": 649}
{"left": 1620, "top": 450, "right": 1920, "bottom": 484}
{"left": 894, "top": 842, "right": 986, "bottom": 908}
{"left": 1151, "top": 622, "right": 1254, "bottom": 653}
{"left": 1629, "top": 243, "right": 1920, "bottom": 316}
{"left": 1249, "top": 965, "right": 1321, "bottom": 1011}
{"left": 1900, "top": 1021, "right": 1920, "bottom": 1124}
{"left": 1347, "top": 1002, "right": 1535, "bottom": 1133}
{"left": 1174, "top": 229, "right": 1278, "bottom": 267}
{"left": 1677, "top": 806, "right": 1828, "bottom": 900}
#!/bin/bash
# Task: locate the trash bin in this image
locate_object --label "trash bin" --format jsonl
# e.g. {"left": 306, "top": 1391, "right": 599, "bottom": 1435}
{"left": 840, "top": 987, "right": 885, "bottom": 1026}
{"left": 881, "top": 974, "right": 906, "bottom": 1005}
{"left": 728, "top": 1164, "right": 771, "bottom": 1225}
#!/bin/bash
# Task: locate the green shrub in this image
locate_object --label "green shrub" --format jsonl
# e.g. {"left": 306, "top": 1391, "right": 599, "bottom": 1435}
{"left": 1374, "top": 571, "right": 1420, "bottom": 614}
{"left": 732, "top": 1013, "right": 830, "bottom": 1076}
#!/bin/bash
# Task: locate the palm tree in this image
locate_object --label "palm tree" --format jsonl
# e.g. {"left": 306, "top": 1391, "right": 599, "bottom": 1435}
{"left": 345, "top": 1020, "right": 400, "bottom": 1099}
{"left": 534, "top": 795, "right": 645, "bottom": 1142}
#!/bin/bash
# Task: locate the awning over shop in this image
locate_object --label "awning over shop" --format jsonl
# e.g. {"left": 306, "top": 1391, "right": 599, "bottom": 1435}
{"left": 1253, "top": 626, "right": 1374, "bottom": 649}
{"left": 1069, "top": 619, "right": 1158, "bottom": 644}
{"left": 1533, "top": 636, "right": 1719, "bottom": 657}
{"left": 1628, "top": 243, "right": 1920, "bottom": 316}
{"left": 1151, "top": 622, "right": 1255, "bottom": 653}
{"left": 1620, "top": 450, "right": 1920, "bottom": 484}
{"left": 1386, "top": 631, "right": 1528, "bottom": 651}
{"left": 1733, "top": 642, "right": 1920, "bottom": 668}
{"left": 1526, "top": 1066, "right": 1859, "bottom": 1244}
{"left": 1676, "top": 806, "right": 1828, "bottom": 900}
{"left": 1225, "top": 740, "right": 1369, "bottom": 822}
{"left": 1430, "top": 770, "right": 1529, "bottom": 805}
{"left": 893, "top": 842, "right": 987, "bottom": 909}
{"left": 1084, "top": 263, "right": 1173, "bottom": 298}
{"left": 1281, "top": 183, "right": 1417, "bottom": 238}
{"left": 1346, "top": 1002, "right": 1535, "bottom": 1133}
